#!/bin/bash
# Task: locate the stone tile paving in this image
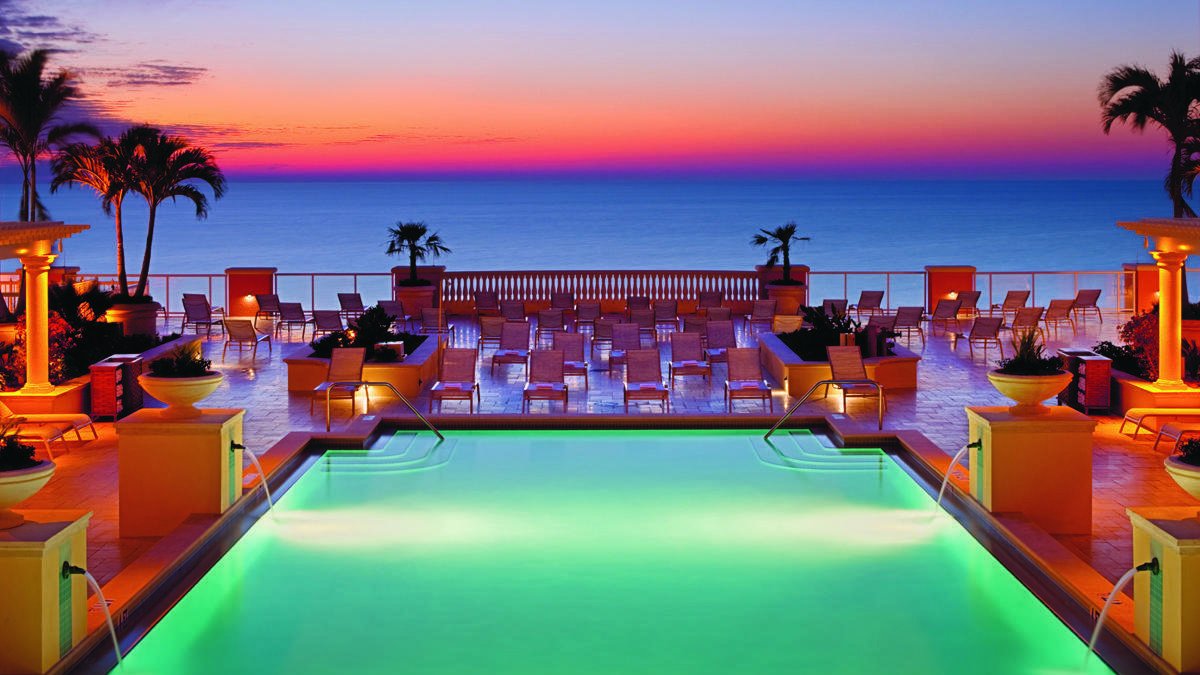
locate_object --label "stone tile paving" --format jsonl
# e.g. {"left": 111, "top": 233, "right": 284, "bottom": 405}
{"left": 20, "top": 310, "right": 1200, "bottom": 586}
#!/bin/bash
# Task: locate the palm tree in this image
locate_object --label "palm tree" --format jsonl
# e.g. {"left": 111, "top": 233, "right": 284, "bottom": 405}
{"left": 751, "top": 222, "right": 810, "bottom": 284}
{"left": 1099, "top": 51, "right": 1200, "bottom": 217}
{"left": 51, "top": 127, "right": 154, "bottom": 294}
{"left": 0, "top": 49, "right": 98, "bottom": 221}
{"left": 128, "top": 129, "right": 226, "bottom": 298}
{"left": 385, "top": 222, "right": 451, "bottom": 285}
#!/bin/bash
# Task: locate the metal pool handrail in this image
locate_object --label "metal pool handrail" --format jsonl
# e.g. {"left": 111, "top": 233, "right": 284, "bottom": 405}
{"left": 326, "top": 380, "right": 445, "bottom": 439}
{"left": 763, "top": 379, "right": 884, "bottom": 438}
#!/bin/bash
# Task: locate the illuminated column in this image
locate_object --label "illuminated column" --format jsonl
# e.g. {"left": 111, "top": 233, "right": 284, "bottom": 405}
{"left": 19, "top": 252, "right": 56, "bottom": 394}
{"left": 1151, "top": 249, "right": 1187, "bottom": 388}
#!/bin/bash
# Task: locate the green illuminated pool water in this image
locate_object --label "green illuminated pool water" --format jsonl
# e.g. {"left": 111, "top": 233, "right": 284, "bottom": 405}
{"left": 114, "top": 430, "right": 1114, "bottom": 674}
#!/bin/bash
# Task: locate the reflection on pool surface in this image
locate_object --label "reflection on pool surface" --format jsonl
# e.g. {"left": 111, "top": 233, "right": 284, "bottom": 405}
{"left": 114, "top": 430, "right": 1114, "bottom": 674}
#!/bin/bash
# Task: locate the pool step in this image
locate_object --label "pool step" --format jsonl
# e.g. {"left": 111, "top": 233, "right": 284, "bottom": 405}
{"left": 751, "top": 431, "right": 887, "bottom": 473}
{"left": 322, "top": 435, "right": 457, "bottom": 474}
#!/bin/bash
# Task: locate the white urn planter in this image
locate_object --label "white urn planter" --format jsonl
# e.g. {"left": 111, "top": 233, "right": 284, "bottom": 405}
{"left": 0, "top": 460, "right": 56, "bottom": 529}
{"left": 987, "top": 370, "right": 1072, "bottom": 416}
{"left": 138, "top": 371, "right": 224, "bottom": 419}
{"left": 1164, "top": 456, "right": 1200, "bottom": 501}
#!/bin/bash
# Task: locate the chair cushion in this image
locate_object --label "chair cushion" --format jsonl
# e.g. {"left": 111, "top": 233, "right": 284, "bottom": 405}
{"left": 728, "top": 380, "right": 768, "bottom": 391}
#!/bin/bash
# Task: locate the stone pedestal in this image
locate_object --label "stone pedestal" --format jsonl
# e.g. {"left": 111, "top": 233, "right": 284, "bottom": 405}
{"left": 965, "top": 406, "right": 1096, "bottom": 535}
{"left": 1127, "top": 506, "right": 1200, "bottom": 673}
{"left": 116, "top": 408, "right": 244, "bottom": 537}
{"left": 0, "top": 510, "right": 91, "bottom": 674}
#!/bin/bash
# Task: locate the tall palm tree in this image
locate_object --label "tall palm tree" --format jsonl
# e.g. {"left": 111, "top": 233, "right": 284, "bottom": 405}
{"left": 51, "top": 127, "right": 154, "bottom": 294}
{"left": 1100, "top": 51, "right": 1200, "bottom": 217}
{"left": 129, "top": 129, "right": 226, "bottom": 298}
{"left": 385, "top": 222, "right": 451, "bottom": 285}
{"left": 751, "top": 222, "right": 810, "bottom": 284}
{"left": 0, "top": 49, "right": 98, "bottom": 221}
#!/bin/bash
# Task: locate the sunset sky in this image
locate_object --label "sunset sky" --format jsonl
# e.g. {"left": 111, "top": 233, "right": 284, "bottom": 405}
{"left": 2, "top": 0, "right": 1198, "bottom": 177}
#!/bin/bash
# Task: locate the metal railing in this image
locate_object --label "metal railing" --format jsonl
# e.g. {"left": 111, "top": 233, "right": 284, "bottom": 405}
{"left": 764, "top": 379, "right": 885, "bottom": 437}
{"left": 325, "top": 380, "right": 443, "bottom": 438}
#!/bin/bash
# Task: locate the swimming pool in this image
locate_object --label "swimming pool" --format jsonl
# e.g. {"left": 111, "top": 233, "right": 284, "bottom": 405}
{"left": 108, "top": 430, "right": 1116, "bottom": 674}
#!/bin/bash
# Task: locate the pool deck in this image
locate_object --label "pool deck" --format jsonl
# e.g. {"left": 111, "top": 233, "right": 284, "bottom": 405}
{"left": 17, "top": 311, "right": 1199, "bottom": 651}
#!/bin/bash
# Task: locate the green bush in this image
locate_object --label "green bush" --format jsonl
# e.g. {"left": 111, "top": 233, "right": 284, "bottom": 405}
{"left": 996, "top": 331, "right": 1063, "bottom": 375}
{"left": 147, "top": 346, "right": 212, "bottom": 377}
{"left": 308, "top": 303, "right": 426, "bottom": 362}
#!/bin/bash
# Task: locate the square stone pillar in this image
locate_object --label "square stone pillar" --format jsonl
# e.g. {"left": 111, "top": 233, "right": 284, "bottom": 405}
{"left": 925, "top": 265, "right": 976, "bottom": 312}
{"left": 1127, "top": 507, "right": 1200, "bottom": 672}
{"left": 225, "top": 267, "right": 277, "bottom": 318}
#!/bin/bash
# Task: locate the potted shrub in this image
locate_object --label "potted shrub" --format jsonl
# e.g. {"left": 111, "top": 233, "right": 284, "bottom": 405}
{"left": 987, "top": 331, "right": 1071, "bottom": 415}
{"left": 1165, "top": 438, "right": 1200, "bottom": 501}
{"left": 0, "top": 419, "right": 55, "bottom": 529}
{"left": 752, "top": 222, "right": 810, "bottom": 314}
{"left": 137, "top": 346, "right": 222, "bottom": 419}
{"left": 387, "top": 221, "right": 450, "bottom": 314}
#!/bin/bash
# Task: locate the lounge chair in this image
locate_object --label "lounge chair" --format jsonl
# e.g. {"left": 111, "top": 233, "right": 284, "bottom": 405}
{"left": 222, "top": 319, "right": 272, "bottom": 360}
{"left": 849, "top": 291, "right": 884, "bottom": 319}
{"left": 928, "top": 298, "right": 962, "bottom": 336}
{"left": 575, "top": 301, "right": 601, "bottom": 332}
{"left": 629, "top": 308, "right": 656, "bottom": 343}
{"left": 706, "top": 306, "right": 732, "bottom": 322}
{"left": 591, "top": 317, "right": 620, "bottom": 357}
{"left": 826, "top": 345, "right": 885, "bottom": 415}
{"left": 254, "top": 293, "right": 281, "bottom": 328}
{"left": 419, "top": 307, "right": 454, "bottom": 336}
{"left": 430, "top": 348, "right": 480, "bottom": 413}
{"left": 377, "top": 300, "right": 412, "bottom": 332}
{"left": 311, "top": 310, "right": 344, "bottom": 337}
{"left": 868, "top": 314, "right": 897, "bottom": 331}
{"left": 0, "top": 401, "right": 96, "bottom": 460}
{"left": 624, "top": 349, "right": 669, "bottom": 412}
{"left": 608, "top": 323, "right": 642, "bottom": 372}
{"left": 337, "top": 293, "right": 365, "bottom": 321}
{"left": 991, "top": 290, "right": 1030, "bottom": 321}
{"left": 705, "top": 320, "right": 738, "bottom": 364}
{"left": 668, "top": 331, "right": 711, "bottom": 386}
{"left": 276, "top": 302, "right": 313, "bottom": 340}
{"left": 553, "top": 331, "right": 589, "bottom": 391}
{"left": 536, "top": 309, "right": 566, "bottom": 346}
{"left": 9, "top": 420, "right": 75, "bottom": 460}
{"left": 1120, "top": 408, "right": 1200, "bottom": 438}
{"left": 956, "top": 316, "right": 1003, "bottom": 359}
{"left": 626, "top": 295, "right": 651, "bottom": 316}
{"left": 654, "top": 300, "right": 680, "bottom": 332}
{"left": 310, "top": 347, "right": 368, "bottom": 423}
{"left": 551, "top": 292, "right": 575, "bottom": 315}
{"left": 478, "top": 315, "right": 505, "bottom": 350}
{"left": 523, "top": 349, "right": 568, "bottom": 413}
{"left": 474, "top": 291, "right": 500, "bottom": 317}
{"left": 725, "top": 347, "right": 772, "bottom": 412}
{"left": 772, "top": 315, "right": 806, "bottom": 333}
{"left": 681, "top": 313, "right": 708, "bottom": 337}
{"left": 491, "top": 321, "right": 531, "bottom": 376}
{"left": 500, "top": 300, "right": 526, "bottom": 321}
{"left": 893, "top": 306, "right": 925, "bottom": 345}
{"left": 1073, "top": 289, "right": 1103, "bottom": 324}
{"left": 822, "top": 298, "right": 848, "bottom": 318}
{"left": 745, "top": 299, "right": 777, "bottom": 333}
{"left": 954, "top": 290, "right": 982, "bottom": 318}
{"left": 1043, "top": 299, "right": 1076, "bottom": 338}
{"left": 1153, "top": 422, "right": 1200, "bottom": 452}
{"left": 698, "top": 291, "right": 724, "bottom": 314}
{"left": 182, "top": 292, "right": 224, "bottom": 317}
{"left": 181, "top": 295, "right": 223, "bottom": 335}
{"left": 1009, "top": 307, "right": 1045, "bottom": 344}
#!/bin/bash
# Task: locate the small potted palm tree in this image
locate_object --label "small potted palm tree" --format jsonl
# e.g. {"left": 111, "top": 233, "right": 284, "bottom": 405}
{"left": 0, "top": 418, "right": 55, "bottom": 529}
{"left": 137, "top": 346, "right": 223, "bottom": 419}
{"left": 1165, "top": 438, "right": 1200, "bottom": 502}
{"left": 987, "top": 331, "right": 1071, "bottom": 415}
{"left": 387, "top": 221, "right": 451, "bottom": 315}
{"left": 752, "top": 222, "right": 810, "bottom": 314}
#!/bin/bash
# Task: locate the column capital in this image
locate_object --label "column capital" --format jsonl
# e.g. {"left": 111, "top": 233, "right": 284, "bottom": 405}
{"left": 17, "top": 253, "right": 57, "bottom": 271}
{"left": 1150, "top": 249, "right": 1188, "bottom": 269}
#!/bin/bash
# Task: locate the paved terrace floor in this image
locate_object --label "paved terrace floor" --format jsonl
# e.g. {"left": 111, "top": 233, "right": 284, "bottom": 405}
{"left": 19, "top": 311, "right": 1199, "bottom": 598}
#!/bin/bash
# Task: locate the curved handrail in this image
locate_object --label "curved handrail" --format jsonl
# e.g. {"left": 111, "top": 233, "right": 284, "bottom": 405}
{"left": 763, "top": 378, "right": 884, "bottom": 439}
{"left": 325, "top": 380, "right": 444, "bottom": 439}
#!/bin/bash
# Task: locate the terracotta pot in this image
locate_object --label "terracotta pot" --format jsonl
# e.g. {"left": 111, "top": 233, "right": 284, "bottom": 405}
{"left": 138, "top": 372, "right": 223, "bottom": 419}
{"left": 987, "top": 370, "right": 1072, "bottom": 415}
{"left": 1165, "top": 456, "right": 1200, "bottom": 501}
{"left": 766, "top": 283, "right": 807, "bottom": 315}
{"left": 106, "top": 301, "right": 160, "bottom": 337}
{"left": 0, "top": 460, "right": 55, "bottom": 529}
{"left": 394, "top": 284, "right": 436, "bottom": 316}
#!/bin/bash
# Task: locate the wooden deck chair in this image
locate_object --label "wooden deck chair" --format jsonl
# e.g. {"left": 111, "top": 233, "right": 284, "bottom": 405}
{"left": 574, "top": 301, "right": 601, "bottom": 332}
{"left": 377, "top": 300, "right": 412, "bottom": 332}
{"left": 491, "top": 321, "right": 531, "bottom": 375}
{"left": 626, "top": 295, "right": 651, "bottom": 315}
{"left": 181, "top": 295, "right": 223, "bottom": 335}
{"left": 745, "top": 299, "right": 777, "bottom": 332}
{"left": 608, "top": 323, "right": 642, "bottom": 372}
{"left": 430, "top": 348, "right": 480, "bottom": 413}
{"left": 629, "top": 308, "right": 656, "bottom": 343}
{"left": 312, "top": 310, "right": 344, "bottom": 337}
{"left": 991, "top": 290, "right": 1030, "bottom": 321}
{"left": 706, "top": 306, "right": 732, "bottom": 322}
{"left": 1073, "top": 289, "right": 1102, "bottom": 324}
{"left": 474, "top": 291, "right": 500, "bottom": 317}
{"left": 337, "top": 293, "right": 365, "bottom": 321}
{"left": 849, "top": 291, "right": 884, "bottom": 319}
{"left": 523, "top": 349, "right": 568, "bottom": 412}
{"left": 310, "top": 347, "right": 367, "bottom": 417}
{"left": 500, "top": 300, "right": 525, "bottom": 321}
{"left": 893, "top": 306, "right": 925, "bottom": 346}
{"left": 954, "top": 290, "right": 981, "bottom": 318}
{"left": 254, "top": 293, "right": 281, "bottom": 327}
{"left": 554, "top": 331, "right": 589, "bottom": 391}
{"left": 826, "top": 345, "right": 885, "bottom": 415}
{"left": 681, "top": 313, "right": 707, "bottom": 338}
{"left": 624, "top": 349, "right": 669, "bottom": 412}
{"left": 928, "top": 298, "right": 962, "bottom": 336}
{"left": 551, "top": 292, "right": 575, "bottom": 313}
{"left": 591, "top": 317, "right": 620, "bottom": 357}
{"left": 1043, "top": 299, "right": 1076, "bottom": 338}
{"left": 420, "top": 307, "right": 453, "bottom": 336}
{"left": 868, "top": 314, "right": 897, "bottom": 331}
{"left": 478, "top": 315, "right": 505, "bottom": 350}
{"left": 222, "top": 319, "right": 271, "bottom": 360}
{"left": 705, "top": 320, "right": 738, "bottom": 364}
{"left": 822, "top": 298, "right": 848, "bottom": 318}
{"left": 276, "top": 302, "right": 313, "bottom": 340}
{"left": 725, "top": 347, "right": 772, "bottom": 412}
{"left": 1009, "top": 306, "right": 1045, "bottom": 344}
{"left": 958, "top": 316, "right": 1003, "bottom": 359}
{"left": 654, "top": 300, "right": 679, "bottom": 332}
{"left": 536, "top": 308, "right": 566, "bottom": 345}
{"left": 668, "top": 331, "right": 711, "bottom": 387}
{"left": 698, "top": 291, "right": 725, "bottom": 313}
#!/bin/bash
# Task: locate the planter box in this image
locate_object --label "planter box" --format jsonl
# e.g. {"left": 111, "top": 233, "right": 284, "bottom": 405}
{"left": 0, "top": 375, "right": 90, "bottom": 414}
{"left": 285, "top": 337, "right": 441, "bottom": 399}
{"left": 1111, "top": 369, "right": 1200, "bottom": 413}
{"left": 758, "top": 332, "right": 920, "bottom": 397}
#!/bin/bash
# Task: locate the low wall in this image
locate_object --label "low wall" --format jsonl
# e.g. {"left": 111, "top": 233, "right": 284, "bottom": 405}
{"left": 1111, "top": 369, "right": 1200, "bottom": 415}
{"left": 758, "top": 332, "right": 920, "bottom": 397}
{"left": 285, "top": 337, "right": 441, "bottom": 400}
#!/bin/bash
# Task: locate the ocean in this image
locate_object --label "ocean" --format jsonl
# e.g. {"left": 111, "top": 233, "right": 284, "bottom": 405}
{"left": 1, "top": 177, "right": 1173, "bottom": 275}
